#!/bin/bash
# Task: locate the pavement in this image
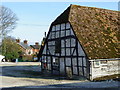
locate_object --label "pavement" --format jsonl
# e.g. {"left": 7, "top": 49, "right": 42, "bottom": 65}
{"left": 0, "top": 62, "right": 120, "bottom": 89}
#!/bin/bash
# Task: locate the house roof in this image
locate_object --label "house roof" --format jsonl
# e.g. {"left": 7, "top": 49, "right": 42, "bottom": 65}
{"left": 52, "top": 5, "right": 119, "bottom": 59}
{"left": 18, "top": 42, "right": 30, "bottom": 50}
{"left": 30, "top": 45, "right": 40, "bottom": 49}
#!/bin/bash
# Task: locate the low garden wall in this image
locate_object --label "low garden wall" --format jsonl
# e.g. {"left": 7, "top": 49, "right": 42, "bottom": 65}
{"left": 89, "top": 58, "right": 120, "bottom": 80}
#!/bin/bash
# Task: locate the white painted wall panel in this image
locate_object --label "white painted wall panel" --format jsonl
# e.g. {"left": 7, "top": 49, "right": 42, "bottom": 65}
{"left": 56, "top": 31, "right": 59, "bottom": 38}
{"left": 47, "top": 51, "right": 50, "bottom": 54}
{"left": 78, "top": 42, "right": 85, "bottom": 56}
{"left": 66, "top": 39, "right": 70, "bottom": 47}
{"left": 43, "top": 45, "right": 46, "bottom": 54}
{"left": 70, "top": 29, "right": 74, "bottom": 35}
{"left": 66, "top": 48, "right": 70, "bottom": 55}
{"left": 71, "top": 38, "right": 75, "bottom": 47}
{"left": 60, "top": 58, "right": 65, "bottom": 75}
{"left": 61, "top": 30, "right": 65, "bottom": 37}
{"left": 55, "top": 53, "right": 60, "bottom": 56}
{"left": 48, "top": 46, "right": 55, "bottom": 55}
{"left": 51, "top": 32, "right": 55, "bottom": 39}
{"left": 47, "top": 58, "right": 51, "bottom": 63}
{"left": 71, "top": 48, "right": 74, "bottom": 54}
{"left": 48, "top": 33, "right": 51, "bottom": 39}
{"left": 61, "top": 40, "right": 65, "bottom": 47}
{"left": 73, "top": 50, "right": 77, "bottom": 56}
{"left": 48, "top": 41, "right": 55, "bottom": 45}
{"left": 84, "top": 68, "right": 87, "bottom": 76}
{"left": 66, "top": 22, "right": 70, "bottom": 29}
{"left": 47, "top": 64, "right": 51, "bottom": 70}
{"left": 41, "top": 56, "right": 46, "bottom": 63}
{"left": 83, "top": 57, "right": 86, "bottom": 66}
{"left": 78, "top": 58, "right": 82, "bottom": 66}
{"left": 56, "top": 24, "right": 60, "bottom": 31}
{"left": 52, "top": 26, "right": 55, "bottom": 31}
{"left": 79, "top": 67, "right": 83, "bottom": 75}
{"left": 66, "top": 30, "right": 70, "bottom": 36}
{"left": 42, "top": 56, "right": 44, "bottom": 60}
{"left": 61, "top": 23, "right": 65, "bottom": 30}
{"left": 61, "top": 48, "right": 65, "bottom": 56}
{"left": 66, "top": 58, "right": 71, "bottom": 66}
{"left": 72, "top": 58, "right": 77, "bottom": 66}
{"left": 73, "top": 67, "right": 78, "bottom": 75}
{"left": 48, "top": 41, "right": 52, "bottom": 45}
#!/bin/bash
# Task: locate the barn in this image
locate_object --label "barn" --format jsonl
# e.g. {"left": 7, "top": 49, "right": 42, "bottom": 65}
{"left": 38, "top": 5, "right": 119, "bottom": 80}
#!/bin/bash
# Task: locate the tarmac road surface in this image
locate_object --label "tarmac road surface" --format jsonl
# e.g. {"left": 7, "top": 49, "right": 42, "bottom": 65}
{"left": 0, "top": 62, "right": 120, "bottom": 88}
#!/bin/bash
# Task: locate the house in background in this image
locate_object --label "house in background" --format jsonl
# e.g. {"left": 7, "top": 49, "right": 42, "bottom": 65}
{"left": 30, "top": 42, "right": 41, "bottom": 55}
{"left": 38, "top": 5, "right": 119, "bottom": 80}
{"left": 16, "top": 39, "right": 33, "bottom": 61}
{"left": 30, "top": 42, "right": 41, "bottom": 61}
{"left": 16, "top": 39, "right": 33, "bottom": 55}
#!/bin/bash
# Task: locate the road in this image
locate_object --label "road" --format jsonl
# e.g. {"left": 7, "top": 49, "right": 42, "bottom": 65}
{"left": 0, "top": 62, "right": 120, "bottom": 88}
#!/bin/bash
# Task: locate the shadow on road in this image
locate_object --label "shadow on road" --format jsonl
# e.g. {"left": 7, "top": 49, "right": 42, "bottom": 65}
{"left": 1, "top": 64, "right": 87, "bottom": 81}
{"left": 1, "top": 65, "right": 68, "bottom": 80}
{"left": 2, "top": 81, "right": 120, "bottom": 88}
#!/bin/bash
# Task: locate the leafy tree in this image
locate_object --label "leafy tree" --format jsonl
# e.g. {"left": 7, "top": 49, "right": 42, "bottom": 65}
{"left": 2, "top": 37, "right": 21, "bottom": 61}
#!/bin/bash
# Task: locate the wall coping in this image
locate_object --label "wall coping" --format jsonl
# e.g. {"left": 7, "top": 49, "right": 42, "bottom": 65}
{"left": 89, "top": 58, "right": 120, "bottom": 62}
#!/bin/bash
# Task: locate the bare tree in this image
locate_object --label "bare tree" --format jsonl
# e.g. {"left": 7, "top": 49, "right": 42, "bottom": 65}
{"left": 0, "top": 6, "right": 18, "bottom": 36}
{"left": 0, "top": 6, "right": 18, "bottom": 55}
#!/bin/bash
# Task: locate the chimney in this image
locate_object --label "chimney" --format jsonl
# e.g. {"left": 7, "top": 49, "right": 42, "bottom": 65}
{"left": 35, "top": 42, "right": 39, "bottom": 45}
{"left": 24, "top": 40, "right": 27, "bottom": 44}
{"left": 16, "top": 39, "right": 20, "bottom": 43}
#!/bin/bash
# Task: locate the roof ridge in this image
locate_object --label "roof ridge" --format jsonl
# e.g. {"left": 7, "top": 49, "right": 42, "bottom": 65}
{"left": 70, "top": 4, "right": 119, "bottom": 12}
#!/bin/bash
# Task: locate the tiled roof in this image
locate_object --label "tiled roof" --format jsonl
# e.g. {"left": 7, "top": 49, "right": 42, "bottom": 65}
{"left": 30, "top": 45, "right": 40, "bottom": 49}
{"left": 18, "top": 42, "right": 30, "bottom": 49}
{"left": 52, "top": 5, "right": 119, "bottom": 59}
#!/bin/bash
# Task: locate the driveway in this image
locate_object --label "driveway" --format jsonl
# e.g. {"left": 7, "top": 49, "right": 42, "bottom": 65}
{"left": 0, "top": 62, "right": 120, "bottom": 88}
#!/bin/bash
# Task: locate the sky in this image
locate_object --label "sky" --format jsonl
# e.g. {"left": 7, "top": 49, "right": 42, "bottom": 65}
{"left": 1, "top": 1, "right": 119, "bottom": 45}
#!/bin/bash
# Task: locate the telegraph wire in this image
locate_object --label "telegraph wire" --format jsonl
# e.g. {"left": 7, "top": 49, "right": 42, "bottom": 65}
{"left": 18, "top": 23, "right": 49, "bottom": 27}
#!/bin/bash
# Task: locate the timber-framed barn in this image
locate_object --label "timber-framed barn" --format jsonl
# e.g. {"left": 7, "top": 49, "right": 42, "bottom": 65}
{"left": 38, "top": 5, "right": 119, "bottom": 80}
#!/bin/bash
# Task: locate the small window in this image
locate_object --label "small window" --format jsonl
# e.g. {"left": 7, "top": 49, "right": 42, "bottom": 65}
{"left": 55, "top": 40, "right": 61, "bottom": 53}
